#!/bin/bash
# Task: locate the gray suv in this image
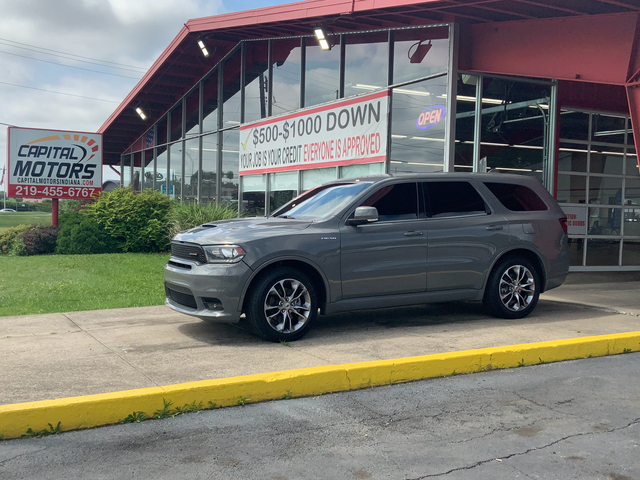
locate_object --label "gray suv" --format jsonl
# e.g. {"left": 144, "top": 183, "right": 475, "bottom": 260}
{"left": 165, "top": 173, "right": 569, "bottom": 341}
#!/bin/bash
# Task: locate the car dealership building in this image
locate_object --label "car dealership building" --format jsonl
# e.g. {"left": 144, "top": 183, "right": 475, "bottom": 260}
{"left": 99, "top": 0, "right": 640, "bottom": 271}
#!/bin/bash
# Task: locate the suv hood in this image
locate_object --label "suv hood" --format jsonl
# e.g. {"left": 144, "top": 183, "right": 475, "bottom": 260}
{"left": 172, "top": 217, "right": 313, "bottom": 245}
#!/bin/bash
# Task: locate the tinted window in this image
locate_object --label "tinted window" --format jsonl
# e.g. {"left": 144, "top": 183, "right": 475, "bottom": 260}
{"left": 424, "top": 181, "right": 487, "bottom": 217}
{"left": 484, "top": 182, "right": 548, "bottom": 211}
{"left": 361, "top": 183, "right": 418, "bottom": 221}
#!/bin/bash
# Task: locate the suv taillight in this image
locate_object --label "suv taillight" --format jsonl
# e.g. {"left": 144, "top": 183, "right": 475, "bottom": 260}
{"left": 559, "top": 217, "right": 568, "bottom": 235}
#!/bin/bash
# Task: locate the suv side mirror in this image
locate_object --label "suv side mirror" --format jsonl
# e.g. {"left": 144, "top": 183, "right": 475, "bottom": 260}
{"left": 346, "top": 206, "right": 379, "bottom": 226}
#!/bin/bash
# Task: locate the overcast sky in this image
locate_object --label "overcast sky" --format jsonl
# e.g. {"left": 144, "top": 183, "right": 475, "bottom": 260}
{"left": 0, "top": 0, "right": 293, "bottom": 183}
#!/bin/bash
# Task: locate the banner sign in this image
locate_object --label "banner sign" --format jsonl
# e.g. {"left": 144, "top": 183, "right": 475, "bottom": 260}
{"left": 239, "top": 90, "right": 389, "bottom": 175}
{"left": 6, "top": 127, "right": 102, "bottom": 199}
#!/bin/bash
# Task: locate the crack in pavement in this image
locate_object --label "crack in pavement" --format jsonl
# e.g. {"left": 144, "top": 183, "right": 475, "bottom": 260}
{"left": 0, "top": 447, "right": 49, "bottom": 466}
{"left": 62, "top": 314, "right": 161, "bottom": 388}
{"left": 403, "top": 417, "right": 640, "bottom": 479}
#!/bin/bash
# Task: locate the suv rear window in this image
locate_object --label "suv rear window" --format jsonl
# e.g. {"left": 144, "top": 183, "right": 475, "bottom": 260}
{"left": 484, "top": 182, "right": 548, "bottom": 211}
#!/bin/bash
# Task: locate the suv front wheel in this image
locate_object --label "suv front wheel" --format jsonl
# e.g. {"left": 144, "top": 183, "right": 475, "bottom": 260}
{"left": 484, "top": 256, "right": 540, "bottom": 319}
{"left": 246, "top": 267, "right": 318, "bottom": 342}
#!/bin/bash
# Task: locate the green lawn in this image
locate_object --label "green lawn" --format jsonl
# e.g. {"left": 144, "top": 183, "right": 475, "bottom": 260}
{"left": 0, "top": 253, "right": 170, "bottom": 316}
{"left": 0, "top": 212, "right": 52, "bottom": 232}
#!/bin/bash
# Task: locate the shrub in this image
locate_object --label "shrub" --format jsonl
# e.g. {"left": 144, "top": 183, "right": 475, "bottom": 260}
{"left": 59, "top": 199, "right": 89, "bottom": 215}
{"left": 166, "top": 202, "right": 239, "bottom": 239}
{"left": 56, "top": 212, "right": 120, "bottom": 255}
{"left": 86, "top": 188, "right": 172, "bottom": 253}
{"left": 18, "top": 225, "right": 59, "bottom": 256}
{"left": 0, "top": 224, "right": 33, "bottom": 255}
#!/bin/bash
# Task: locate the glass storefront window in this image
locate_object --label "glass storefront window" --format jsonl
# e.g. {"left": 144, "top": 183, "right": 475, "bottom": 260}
{"left": 271, "top": 38, "right": 302, "bottom": 115}
{"left": 591, "top": 114, "right": 626, "bottom": 144}
{"left": 559, "top": 111, "right": 589, "bottom": 141}
{"left": 241, "top": 174, "right": 266, "bottom": 216}
{"left": 626, "top": 150, "right": 638, "bottom": 176}
{"left": 185, "top": 87, "right": 200, "bottom": 137}
{"left": 344, "top": 31, "right": 389, "bottom": 99}
{"left": 624, "top": 209, "right": 640, "bottom": 236}
{"left": 301, "top": 167, "right": 336, "bottom": 191}
{"left": 568, "top": 238, "right": 584, "bottom": 266}
{"left": 622, "top": 240, "right": 640, "bottom": 265}
{"left": 202, "top": 69, "right": 219, "bottom": 133}
{"left": 121, "top": 154, "right": 132, "bottom": 188}
{"left": 167, "top": 143, "right": 182, "bottom": 200}
{"left": 223, "top": 49, "right": 242, "bottom": 128}
{"left": 392, "top": 27, "right": 448, "bottom": 85}
{"left": 244, "top": 40, "right": 269, "bottom": 123}
{"left": 588, "top": 207, "right": 621, "bottom": 235}
{"left": 183, "top": 137, "right": 199, "bottom": 202}
{"left": 339, "top": 162, "right": 385, "bottom": 178}
{"left": 590, "top": 150, "right": 623, "bottom": 175}
{"left": 169, "top": 101, "right": 183, "bottom": 142}
{"left": 221, "top": 128, "right": 239, "bottom": 207}
{"left": 142, "top": 149, "right": 154, "bottom": 190}
{"left": 589, "top": 177, "right": 622, "bottom": 205}
{"left": 269, "top": 171, "right": 298, "bottom": 213}
{"left": 390, "top": 76, "right": 447, "bottom": 174}
{"left": 556, "top": 174, "right": 587, "bottom": 204}
{"left": 305, "top": 39, "right": 340, "bottom": 107}
{"left": 626, "top": 178, "right": 640, "bottom": 206}
{"left": 156, "top": 116, "right": 168, "bottom": 146}
{"left": 154, "top": 147, "right": 168, "bottom": 193}
{"left": 586, "top": 239, "right": 620, "bottom": 266}
{"left": 201, "top": 133, "right": 218, "bottom": 204}
{"left": 558, "top": 147, "right": 587, "bottom": 172}
{"left": 132, "top": 152, "right": 142, "bottom": 192}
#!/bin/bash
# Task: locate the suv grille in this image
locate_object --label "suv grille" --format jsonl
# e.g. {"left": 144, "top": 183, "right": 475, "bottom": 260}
{"left": 166, "top": 286, "right": 198, "bottom": 309}
{"left": 171, "top": 242, "right": 206, "bottom": 263}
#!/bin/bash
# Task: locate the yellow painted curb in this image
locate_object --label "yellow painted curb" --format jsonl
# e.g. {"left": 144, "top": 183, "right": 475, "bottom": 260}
{"left": 1, "top": 331, "right": 639, "bottom": 439}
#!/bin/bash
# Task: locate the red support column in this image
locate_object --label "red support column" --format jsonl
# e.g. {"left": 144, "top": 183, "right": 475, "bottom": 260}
{"left": 52, "top": 198, "right": 59, "bottom": 227}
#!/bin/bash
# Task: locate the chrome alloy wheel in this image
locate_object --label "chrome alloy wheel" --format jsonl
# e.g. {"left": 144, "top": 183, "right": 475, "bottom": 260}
{"left": 499, "top": 265, "right": 536, "bottom": 312}
{"left": 263, "top": 278, "right": 312, "bottom": 333}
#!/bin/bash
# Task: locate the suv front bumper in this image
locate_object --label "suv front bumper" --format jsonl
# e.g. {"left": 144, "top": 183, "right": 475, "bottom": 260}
{"left": 164, "top": 258, "right": 252, "bottom": 323}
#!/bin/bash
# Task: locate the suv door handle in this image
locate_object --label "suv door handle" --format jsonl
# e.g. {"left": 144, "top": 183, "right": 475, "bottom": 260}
{"left": 486, "top": 225, "right": 504, "bottom": 231}
{"left": 404, "top": 231, "right": 424, "bottom": 237}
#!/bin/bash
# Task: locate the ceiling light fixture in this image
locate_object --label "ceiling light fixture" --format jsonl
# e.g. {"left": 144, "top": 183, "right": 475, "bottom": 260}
{"left": 135, "top": 107, "right": 147, "bottom": 120}
{"left": 197, "top": 39, "right": 210, "bottom": 57}
{"left": 314, "top": 26, "right": 332, "bottom": 51}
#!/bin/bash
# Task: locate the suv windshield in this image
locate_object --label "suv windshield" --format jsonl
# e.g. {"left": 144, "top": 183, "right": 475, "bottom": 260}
{"left": 272, "top": 181, "right": 373, "bottom": 220}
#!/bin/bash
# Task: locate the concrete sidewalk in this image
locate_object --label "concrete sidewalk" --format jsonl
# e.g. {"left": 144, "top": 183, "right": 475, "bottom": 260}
{"left": 1, "top": 272, "right": 639, "bottom": 438}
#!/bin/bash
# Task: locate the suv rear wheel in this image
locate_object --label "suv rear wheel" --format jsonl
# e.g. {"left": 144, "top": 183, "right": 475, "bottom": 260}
{"left": 484, "top": 256, "right": 540, "bottom": 319}
{"left": 246, "top": 267, "right": 318, "bottom": 342}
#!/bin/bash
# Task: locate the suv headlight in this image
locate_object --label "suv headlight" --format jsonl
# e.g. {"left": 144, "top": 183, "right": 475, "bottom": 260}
{"left": 202, "top": 245, "right": 246, "bottom": 263}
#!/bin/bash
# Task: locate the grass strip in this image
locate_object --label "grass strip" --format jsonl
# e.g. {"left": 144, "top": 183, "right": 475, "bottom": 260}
{"left": 0, "top": 212, "right": 52, "bottom": 232}
{"left": 0, "top": 253, "right": 169, "bottom": 316}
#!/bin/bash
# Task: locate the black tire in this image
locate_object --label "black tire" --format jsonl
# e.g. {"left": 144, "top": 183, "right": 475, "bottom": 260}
{"left": 483, "top": 256, "right": 541, "bottom": 319}
{"left": 246, "top": 267, "right": 318, "bottom": 342}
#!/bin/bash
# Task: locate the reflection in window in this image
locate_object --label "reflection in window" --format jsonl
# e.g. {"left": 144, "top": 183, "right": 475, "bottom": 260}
{"left": 586, "top": 239, "right": 620, "bottom": 266}
{"left": 154, "top": 148, "right": 168, "bottom": 193}
{"left": 592, "top": 114, "right": 626, "bottom": 144}
{"left": 590, "top": 152, "right": 623, "bottom": 175}
{"left": 168, "top": 143, "right": 182, "bottom": 199}
{"left": 223, "top": 50, "right": 242, "bottom": 128}
{"left": 185, "top": 87, "right": 200, "bottom": 137}
{"left": 142, "top": 149, "right": 154, "bottom": 190}
{"left": 588, "top": 207, "right": 621, "bottom": 235}
{"left": 244, "top": 41, "right": 269, "bottom": 123}
{"left": 169, "top": 102, "right": 183, "bottom": 142}
{"left": 272, "top": 38, "right": 301, "bottom": 115}
{"left": 202, "top": 69, "right": 219, "bottom": 133}
{"left": 241, "top": 174, "right": 266, "bottom": 216}
{"left": 393, "top": 27, "right": 448, "bottom": 85}
{"left": 305, "top": 39, "right": 340, "bottom": 107}
{"left": 390, "top": 77, "right": 447, "bottom": 174}
{"left": 624, "top": 209, "right": 640, "bottom": 236}
{"left": 301, "top": 167, "right": 336, "bottom": 191}
{"left": 622, "top": 240, "right": 640, "bottom": 265}
{"left": 625, "top": 178, "right": 640, "bottom": 205}
{"left": 183, "top": 137, "right": 199, "bottom": 202}
{"left": 339, "top": 162, "right": 385, "bottom": 178}
{"left": 556, "top": 175, "right": 586, "bottom": 204}
{"left": 626, "top": 152, "right": 638, "bottom": 176}
{"left": 589, "top": 177, "right": 622, "bottom": 205}
{"left": 344, "top": 32, "right": 388, "bottom": 99}
{"left": 121, "top": 154, "right": 132, "bottom": 187}
{"left": 221, "top": 128, "right": 239, "bottom": 207}
{"left": 558, "top": 149, "right": 587, "bottom": 172}
{"left": 201, "top": 134, "right": 217, "bottom": 204}
{"left": 269, "top": 171, "right": 298, "bottom": 214}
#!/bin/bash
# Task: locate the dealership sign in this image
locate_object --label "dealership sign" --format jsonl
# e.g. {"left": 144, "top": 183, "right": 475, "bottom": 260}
{"left": 239, "top": 90, "right": 389, "bottom": 175}
{"left": 6, "top": 127, "right": 102, "bottom": 199}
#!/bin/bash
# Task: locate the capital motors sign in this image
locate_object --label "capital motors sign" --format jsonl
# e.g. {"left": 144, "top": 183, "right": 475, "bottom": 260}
{"left": 6, "top": 127, "right": 102, "bottom": 200}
